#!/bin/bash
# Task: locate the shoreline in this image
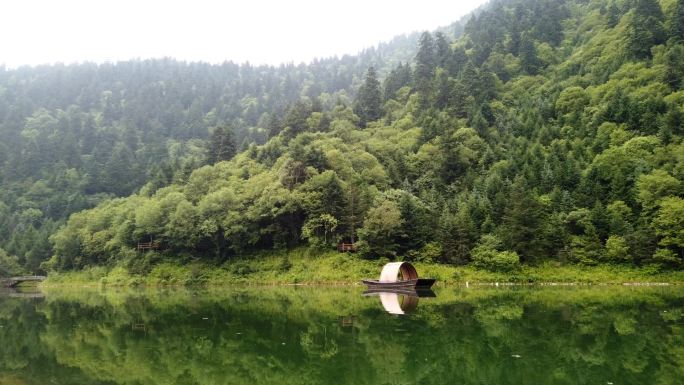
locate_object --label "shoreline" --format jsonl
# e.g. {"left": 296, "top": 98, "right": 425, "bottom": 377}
{"left": 37, "top": 248, "right": 684, "bottom": 288}
{"left": 38, "top": 279, "right": 680, "bottom": 289}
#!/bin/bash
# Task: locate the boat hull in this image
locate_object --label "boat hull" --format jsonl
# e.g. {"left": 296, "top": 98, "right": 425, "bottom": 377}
{"left": 362, "top": 278, "right": 435, "bottom": 290}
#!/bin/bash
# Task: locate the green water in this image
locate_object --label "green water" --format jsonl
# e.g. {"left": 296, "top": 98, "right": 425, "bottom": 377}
{"left": 0, "top": 286, "right": 682, "bottom": 385}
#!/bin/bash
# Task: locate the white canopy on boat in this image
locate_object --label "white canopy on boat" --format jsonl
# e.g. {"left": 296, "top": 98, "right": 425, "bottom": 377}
{"left": 378, "top": 262, "right": 419, "bottom": 283}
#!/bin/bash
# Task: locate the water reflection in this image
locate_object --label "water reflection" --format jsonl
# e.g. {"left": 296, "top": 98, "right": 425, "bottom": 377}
{"left": 0, "top": 287, "right": 44, "bottom": 299}
{"left": 0, "top": 286, "right": 682, "bottom": 385}
{"left": 363, "top": 289, "right": 435, "bottom": 315}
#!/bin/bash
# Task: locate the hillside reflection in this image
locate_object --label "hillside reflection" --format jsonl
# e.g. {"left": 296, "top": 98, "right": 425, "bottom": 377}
{"left": 0, "top": 286, "right": 682, "bottom": 385}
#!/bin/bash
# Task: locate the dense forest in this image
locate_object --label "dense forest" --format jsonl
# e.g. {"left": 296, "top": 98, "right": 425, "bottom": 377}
{"left": 0, "top": 25, "right": 471, "bottom": 273}
{"left": 2, "top": 0, "right": 684, "bottom": 275}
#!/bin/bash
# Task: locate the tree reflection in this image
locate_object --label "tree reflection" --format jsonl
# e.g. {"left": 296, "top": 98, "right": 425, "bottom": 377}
{"left": 0, "top": 287, "right": 682, "bottom": 385}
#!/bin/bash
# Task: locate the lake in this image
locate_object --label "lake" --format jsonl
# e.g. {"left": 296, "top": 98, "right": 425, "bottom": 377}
{"left": 0, "top": 285, "right": 682, "bottom": 385}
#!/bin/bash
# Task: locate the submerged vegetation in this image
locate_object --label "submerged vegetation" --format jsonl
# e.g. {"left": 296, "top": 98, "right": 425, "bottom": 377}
{"left": 1, "top": 0, "right": 684, "bottom": 279}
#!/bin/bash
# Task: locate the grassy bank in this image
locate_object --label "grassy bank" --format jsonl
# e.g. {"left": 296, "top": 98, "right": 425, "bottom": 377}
{"left": 42, "top": 248, "right": 684, "bottom": 287}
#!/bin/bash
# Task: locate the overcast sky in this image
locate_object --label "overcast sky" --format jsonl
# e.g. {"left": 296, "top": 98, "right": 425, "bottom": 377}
{"left": 1, "top": 0, "right": 489, "bottom": 68}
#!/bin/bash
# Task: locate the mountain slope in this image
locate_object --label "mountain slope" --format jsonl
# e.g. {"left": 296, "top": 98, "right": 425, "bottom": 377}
{"left": 0, "top": 20, "right": 473, "bottom": 272}
{"left": 8, "top": 0, "right": 684, "bottom": 273}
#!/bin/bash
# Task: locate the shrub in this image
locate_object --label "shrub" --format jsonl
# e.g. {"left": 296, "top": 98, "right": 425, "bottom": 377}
{"left": 652, "top": 248, "right": 680, "bottom": 268}
{"left": 230, "top": 261, "right": 256, "bottom": 277}
{"left": 415, "top": 242, "right": 442, "bottom": 263}
{"left": 471, "top": 234, "right": 521, "bottom": 272}
{"left": 603, "top": 235, "right": 631, "bottom": 263}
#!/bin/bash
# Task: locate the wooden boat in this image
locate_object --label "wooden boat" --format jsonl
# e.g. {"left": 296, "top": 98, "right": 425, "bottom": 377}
{"left": 362, "top": 262, "right": 436, "bottom": 290}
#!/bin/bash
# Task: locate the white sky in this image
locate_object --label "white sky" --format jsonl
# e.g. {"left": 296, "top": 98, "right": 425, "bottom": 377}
{"left": 1, "top": 0, "right": 488, "bottom": 68}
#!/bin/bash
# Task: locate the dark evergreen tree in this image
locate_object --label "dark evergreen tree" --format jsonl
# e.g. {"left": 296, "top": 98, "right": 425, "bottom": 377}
{"left": 282, "top": 101, "right": 311, "bottom": 138}
{"left": 397, "top": 193, "right": 429, "bottom": 254}
{"left": 435, "top": 32, "right": 452, "bottom": 68}
{"left": 414, "top": 32, "right": 436, "bottom": 100}
{"left": 519, "top": 34, "right": 541, "bottom": 75}
{"left": 438, "top": 208, "right": 475, "bottom": 265}
{"left": 664, "top": 44, "right": 684, "bottom": 90}
{"left": 207, "top": 125, "right": 237, "bottom": 164}
{"left": 448, "top": 46, "right": 469, "bottom": 76}
{"left": 353, "top": 66, "right": 383, "bottom": 126}
{"left": 500, "top": 177, "right": 544, "bottom": 262}
{"left": 671, "top": 0, "right": 684, "bottom": 42}
{"left": 628, "top": 0, "right": 665, "bottom": 58}
{"left": 383, "top": 62, "right": 413, "bottom": 101}
{"left": 607, "top": 1, "right": 620, "bottom": 28}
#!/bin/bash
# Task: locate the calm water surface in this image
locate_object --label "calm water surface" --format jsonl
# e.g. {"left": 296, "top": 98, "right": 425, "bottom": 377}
{"left": 0, "top": 285, "right": 682, "bottom": 385}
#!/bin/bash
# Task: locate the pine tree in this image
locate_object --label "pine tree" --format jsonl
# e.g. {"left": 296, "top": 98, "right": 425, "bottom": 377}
{"left": 607, "top": 1, "right": 620, "bottom": 28}
{"left": 414, "top": 32, "right": 436, "bottom": 100}
{"left": 448, "top": 47, "right": 469, "bottom": 77}
{"left": 207, "top": 125, "right": 236, "bottom": 164}
{"left": 353, "top": 66, "right": 382, "bottom": 127}
{"left": 671, "top": 0, "right": 684, "bottom": 42}
{"left": 383, "top": 62, "right": 412, "bottom": 101}
{"left": 519, "top": 34, "right": 541, "bottom": 75}
{"left": 501, "top": 177, "right": 543, "bottom": 262}
{"left": 664, "top": 44, "right": 684, "bottom": 90}
{"left": 434, "top": 69, "right": 453, "bottom": 109}
{"left": 435, "top": 32, "right": 452, "bottom": 68}
{"left": 635, "top": 0, "right": 664, "bottom": 21}
{"left": 438, "top": 208, "right": 475, "bottom": 264}
{"left": 628, "top": 0, "right": 665, "bottom": 58}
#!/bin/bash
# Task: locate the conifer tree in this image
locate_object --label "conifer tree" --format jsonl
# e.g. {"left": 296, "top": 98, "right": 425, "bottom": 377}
{"left": 435, "top": 32, "right": 452, "bottom": 68}
{"left": 519, "top": 34, "right": 541, "bottom": 75}
{"left": 664, "top": 45, "right": 684, "bottom": 90}
{"left": 353, "top": 66, "right": 382, "bottom": 127}
{"left": 628, "top": 0, "right": 665, "bottom": 58}
{"left": 607, "top": 1, "right": 620, "bottom": 28}
{"left": 414, "top": 32, "right": 436, "bottom": 100}
{"left": 383, "top": 62, "right": 412, "bottom": 101}
{"left": 671, "top": 0, "right": 684, "bottom": 42}
{"left": 207, "top": 125, "right": 236, "bottom": 164}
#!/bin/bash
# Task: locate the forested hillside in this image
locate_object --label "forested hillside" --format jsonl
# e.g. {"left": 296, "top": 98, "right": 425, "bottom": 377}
{"left": 0, "top": 26, "right": 477, "bottom": 273}
{"left": 5, "top": 0, "right": 684, "bottom": 275}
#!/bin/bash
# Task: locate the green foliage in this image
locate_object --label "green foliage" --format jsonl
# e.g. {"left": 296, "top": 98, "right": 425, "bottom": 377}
{"left": 302, "top": 214, "right": 339, "bottom": 247}
{"left": 0, "top": 248, "right": 22, "bottom": 277}
{"left": 471, "top": 234, "right": 521, "bottom": 272}
{"left": 636, "top": 169, "right": 682, "bottom": 212}
{"left": 357, "top": 196, "right": 404, "bottom": 258}
{"left": 604, "top": 235, "right": 632, "bottom": 263}
{"left": 4, "top": 0, "right": 684, "bottom": 276}
{"left": 651, "top": 196, "right": 684, "bottom": 267}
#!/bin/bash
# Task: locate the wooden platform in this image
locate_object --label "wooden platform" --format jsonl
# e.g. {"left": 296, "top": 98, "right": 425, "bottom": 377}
{"left": 338, "top": 243, "right": 356, "bottom": 252}
{"left": 137, "top": 241, "right": 160, "bottom": 251}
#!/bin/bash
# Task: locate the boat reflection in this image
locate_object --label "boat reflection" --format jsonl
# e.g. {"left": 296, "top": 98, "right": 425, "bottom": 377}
{"left": 363, "top": 289, "right": 435, "bottom": 315}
